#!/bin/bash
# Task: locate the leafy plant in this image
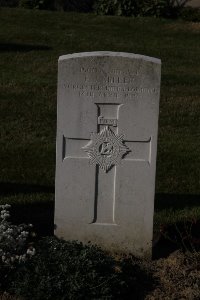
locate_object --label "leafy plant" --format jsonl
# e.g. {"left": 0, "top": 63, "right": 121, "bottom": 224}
{"left": 18, "top": 0, "right": 34, "bottom": 8}
{"left": 19, "top": 0, "right": 54, "bottom": 9}
{"left": 159, "top": 0, "right": 191, "bottom": 18}
{"left": 0, "top": 205, "right": 35, "bottom": 291}
{"left": 93, "top": 0, "right": 191, "bottom": 18}
{"left": 93, "top": 0, "right": 144, "bottom": 16}
{"left": 0, "top": 0, "right": 19, "bottom": 7}
{"left": 9, "top": 237, "right": 117, "bottom": 299}
{"left": 8, "top": 236, "right": 151, "bottom": 299}
{"left": 180, "top": 7, "right": 200, "bottom": 22}
{"left": 19, "top": 0, "right": 95, "bottom": 11}
{"left": 55, "top": 0, "right": 95, "bottom": 12}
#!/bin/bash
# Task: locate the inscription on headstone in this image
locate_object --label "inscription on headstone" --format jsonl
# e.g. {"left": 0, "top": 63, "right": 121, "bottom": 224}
{"left": 55, "top": 52, "right": 161, "bottom": 257}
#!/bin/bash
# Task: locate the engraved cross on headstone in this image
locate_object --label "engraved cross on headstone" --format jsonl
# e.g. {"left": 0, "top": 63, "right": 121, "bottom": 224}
{"left": 63, "top": 104, "right": 151, "bottom": 225}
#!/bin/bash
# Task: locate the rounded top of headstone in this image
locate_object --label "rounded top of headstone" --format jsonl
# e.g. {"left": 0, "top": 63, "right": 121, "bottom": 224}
{"left": 59, "top": 51, "right": 161, "bottom": 64}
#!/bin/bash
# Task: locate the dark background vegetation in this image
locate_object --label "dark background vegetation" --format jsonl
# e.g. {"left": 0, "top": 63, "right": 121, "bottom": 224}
{"left": 1, "top": 0, "right": 200, "bottom": 21}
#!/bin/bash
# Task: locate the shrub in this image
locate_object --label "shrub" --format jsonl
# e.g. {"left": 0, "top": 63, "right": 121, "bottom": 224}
{"left": 93, "top": 0, "right": 191, "bottom": 18}
{"left": 0, "top": 204, "right": 35, "bottom": 291}
{"left": 18, "top": 0, "right": 54, "bottom": 9}
{"left": 180, "top": 7, "right": 200, "bottom": 22}
{"left": 54, "top": 0, "right": 95, "bottom": 12}
{"left": 93, "top": 0, "right": 144, "bottom": 16}
{"left": 19, "top": 0, "right": 95, "bottom": 11}
{"left": 0, "top": 0, "right": 19, "bottom": 7}
{"left": 9, "top": 237, "right": 119, "bottom": 299}
{"left": 8, "top": 236, "right": 151, "bottom": 299}
{"left": 158, "top": 0, "right": 191, "bottom": 18}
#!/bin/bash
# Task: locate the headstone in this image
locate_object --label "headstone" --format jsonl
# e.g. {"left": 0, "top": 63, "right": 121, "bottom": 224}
{"left": 55, "top": 52, "right": 161, "bottom": 257}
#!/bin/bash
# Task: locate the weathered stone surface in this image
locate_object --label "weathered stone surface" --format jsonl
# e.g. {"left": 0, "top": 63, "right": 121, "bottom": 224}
{"left": 55, "top": 52, "right": 161, "bottom": 257}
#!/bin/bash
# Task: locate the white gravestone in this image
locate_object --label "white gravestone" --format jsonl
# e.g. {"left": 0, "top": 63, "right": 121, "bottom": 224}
{"left": 55, "top": 52, "right": 161, "bottom": 257}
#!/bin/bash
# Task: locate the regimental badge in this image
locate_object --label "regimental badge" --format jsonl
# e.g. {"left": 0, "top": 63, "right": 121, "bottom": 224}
{"left": 83, "top": 126, "right": 130, "bottom": 172}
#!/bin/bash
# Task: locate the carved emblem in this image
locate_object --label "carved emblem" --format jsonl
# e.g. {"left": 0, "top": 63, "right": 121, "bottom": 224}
{"left": 83, "top": 126, "right": 130, "bottom": 172}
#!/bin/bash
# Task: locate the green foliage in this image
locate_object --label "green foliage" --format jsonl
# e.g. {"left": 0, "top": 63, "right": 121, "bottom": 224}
{"left": 93, "top": 0, "right": 145, "bottom": 16}
{"left": 0, "top": 0, "right": 19, "bottom": 7}
{"left": 9, "top": 237, "right": 117, "bottom": 299}
{"left": 158, "top": 0, "right": 191, "bottom": 18}
{"left": 0, "top": 0, "right": 193, "bottom": 18}
{"left": 93, "top": 0, "right": 191, "bottom": 18}
{"left": 7, "top": 236, "right": 150, "bottom": 299}
{"left": 0, "top": 204, "right": 35, "bottom": 291}
{"left": 55, "top": 0, "right": 95, "bottom": 12}
{"left": 19, "top": 0, "right": 54, "bottom": 9}
{"left": 18, "top": 0, "right": 95, "bottom": 11}
{"left": 181, "top": 7, "right": 200, "bottom": 22}
{"left": 18, "top": 0, "right": 32, "bottom": 9}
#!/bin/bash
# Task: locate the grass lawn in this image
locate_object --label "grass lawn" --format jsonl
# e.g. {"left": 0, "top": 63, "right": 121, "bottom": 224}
{"left": 0, "top": 8, "right": 200, "bottom": 235}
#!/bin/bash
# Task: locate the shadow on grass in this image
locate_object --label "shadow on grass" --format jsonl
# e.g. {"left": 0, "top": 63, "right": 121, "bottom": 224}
{"left": 0, "top": 182, "right": 54, "bottom": 195}
{"left": 153, "top": 193, "right": 200, "bottom": 259}
{"left": 153, "top": 219, "right": 200, "bottom": 259}
{"left": 5, "top": 237, "right": 155, "bottom": 299}
{"left": 10, "top": 201, "right": 55, "bottom": 237}
{"left": 0, "top": 182, "right": 55, "bottom": 237}
{"left": 0, "top": 43, "right": 52, "bottom": 52}
{"left": 117, "top": 257, "right": 154, "bottom": 299}
{"left": 155, "top": 193, "right": 200, "bottom": 210}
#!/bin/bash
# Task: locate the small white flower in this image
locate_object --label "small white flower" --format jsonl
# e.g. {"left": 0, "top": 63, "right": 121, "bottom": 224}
{"left": 27, "top": 247, "right": 36, "bottom": 256}
{"left": 19, "top": 231, "right": 29, "bottom": 239}
{"left": 11, "top": 256, "right": 15, "bottom": 262}
{"left": 19, "top": 254, "right": 26, "bottom": 262}
{"left": 5, "top": 259, "right": 10, "bottom": 264}
{"left": 0, "top": 204, "right": 34, "bottom": 267}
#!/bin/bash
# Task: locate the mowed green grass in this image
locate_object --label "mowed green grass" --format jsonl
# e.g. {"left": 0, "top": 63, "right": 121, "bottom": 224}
{"left": 0, "top": 8, "right": 200, "bottom": 229}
